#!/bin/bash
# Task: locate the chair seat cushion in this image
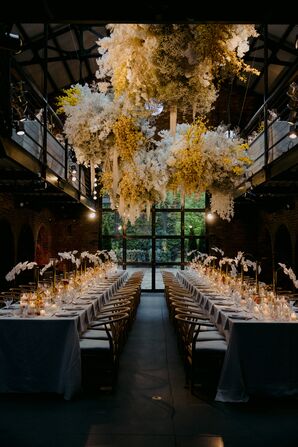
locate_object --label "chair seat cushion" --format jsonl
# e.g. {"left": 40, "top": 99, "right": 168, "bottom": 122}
{"left": 81, "top": 330, "right": 109, "bottom": 340}
{"left": 194, "top": 339, "right": 227, "bottom": 352}
{"left": 80, "top": 338, "right": 110, "bottom": 353}
{"left": 196, "top": 332, "right": 226, "bottom": 342}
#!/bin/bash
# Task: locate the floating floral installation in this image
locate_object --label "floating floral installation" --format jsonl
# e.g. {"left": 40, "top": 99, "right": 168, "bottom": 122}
{"left": 57, "top": 24, "right": 259, "bottom": 224}
{"left": 96, "top": 24, "right": 259, "bottom": 114}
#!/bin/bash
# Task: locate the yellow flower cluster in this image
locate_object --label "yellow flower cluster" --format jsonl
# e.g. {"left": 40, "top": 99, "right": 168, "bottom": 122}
{"left": 169, "top": 120, "right": 208, "bottom": 195}
{"left": 119, "top": 170, "right": 146, "bottom": 203}
{"left": 100, "top": 171, "right": 113, "bottom": 195}
{"left": 56, "top": 86, "right": 81, "bottom": 114}
{"left": 113, "top": 115, "right": 145, "bottom": 161}
{"left": 114, "top": 63, "right": 128, "bottom": 98}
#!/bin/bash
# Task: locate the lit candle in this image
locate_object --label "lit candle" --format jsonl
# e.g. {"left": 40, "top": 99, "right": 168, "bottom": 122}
{"left": 40, "top": 309, "right": 46, "bottom": 316}
{"left": 290, "top": 312, "right": 297, "bottom": 321}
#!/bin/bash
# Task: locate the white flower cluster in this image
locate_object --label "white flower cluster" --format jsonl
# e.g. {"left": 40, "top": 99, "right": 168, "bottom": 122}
{"left": 40, "top": 260, "right": 54, "bottom": 276}
{"left": 62, "top": 84, "right": 121, "bottom": 165}
{"left": 211, "top": 247, "right": 224, "bottom": 256}
{"left": 278, "top": 263, "right": 298, "bottom": 288}
{"left": 210, "top": 190, "right": 235, "bottom": 221}
{"left": 58, "top": 250, "right": 79, "bottom": 266}
{"left": 5, "top": 261, "right": 37, "bottom": 281}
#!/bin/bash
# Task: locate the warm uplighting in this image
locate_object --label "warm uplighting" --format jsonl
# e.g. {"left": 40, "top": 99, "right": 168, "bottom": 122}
{"left": 206, "top": 212, "right": 215, "bottom": 222}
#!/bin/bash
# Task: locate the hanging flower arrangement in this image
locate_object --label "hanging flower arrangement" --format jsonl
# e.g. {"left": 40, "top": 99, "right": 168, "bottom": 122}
{"left": 56, "top": 84, "right": 121, "bottom": 165}
{"left": 96, "top": 24, "right": 259, "bottom": 115}
{"left": 56, "top": 23, "right": 259, "bottom": 225}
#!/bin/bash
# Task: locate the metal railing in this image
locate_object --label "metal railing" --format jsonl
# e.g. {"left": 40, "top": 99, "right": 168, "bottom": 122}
{"left": 10, "top": 68, "right": 91, "bottom": 198}
{"left": 240, "top": 69, "right": 298, "bottom": 183}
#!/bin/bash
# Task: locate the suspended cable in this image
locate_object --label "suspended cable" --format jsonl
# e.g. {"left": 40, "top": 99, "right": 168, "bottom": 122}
{"left": 68, "top": 25, "right": 81, "bottom": 84}
{"left": 237, "top": 59, "right": 256, "bottom": 129}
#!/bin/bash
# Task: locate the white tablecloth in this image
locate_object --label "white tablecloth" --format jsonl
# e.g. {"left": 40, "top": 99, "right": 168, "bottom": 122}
{"left": 0, "top": 271, "right": 128, "bottom": 399}
{"left": 177, "top": 270, "right": 298, "bottom": 402}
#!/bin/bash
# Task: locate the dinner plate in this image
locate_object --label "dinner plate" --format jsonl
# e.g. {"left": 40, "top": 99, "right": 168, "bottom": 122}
{"left": 55, "top": 311, "right": 79, "bottom": 317}
{"left": 63, "top": 306, "right": 84, "bottom": 311}
{"left": 0, "top": 310, "right": 13, "bottom": 316}
{"left": 229, "top": 315, "right": 252, "bottom": 320}
{"left": 221, "top": 308, "right": 240, "bottom": 312}
{"left": 76, "top": 300, "right": 92, "bottom": 305}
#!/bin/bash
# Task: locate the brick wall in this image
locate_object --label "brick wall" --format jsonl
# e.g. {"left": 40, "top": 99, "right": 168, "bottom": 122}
{"left": 208, "top": 197, "right": 298, "bottom": 283}
{"left": 0, "top": 193, "right": 100, "bottom": 265}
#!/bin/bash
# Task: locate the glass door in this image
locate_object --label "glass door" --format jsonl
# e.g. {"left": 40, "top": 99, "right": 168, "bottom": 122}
{"left": 99, "top": 193, "right": 206, "bottom": 291}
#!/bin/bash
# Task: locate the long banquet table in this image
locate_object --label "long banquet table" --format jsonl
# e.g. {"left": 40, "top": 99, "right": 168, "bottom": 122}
{"left": 0, "top": 271, "right": 128, "bottom": 400}
{"left": 177, "top": 270, "right": 298, "bottom": 402}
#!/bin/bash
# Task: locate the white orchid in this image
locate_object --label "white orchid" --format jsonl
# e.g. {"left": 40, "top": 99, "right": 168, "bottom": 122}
{"left": 40, "top": 260, "right": 54, "bottom": 276}
{"left": 278, "top": 263, "right": 298, "bottom": 288}
{"left": 5, "top": 261, "right": 37, "bottom": 281}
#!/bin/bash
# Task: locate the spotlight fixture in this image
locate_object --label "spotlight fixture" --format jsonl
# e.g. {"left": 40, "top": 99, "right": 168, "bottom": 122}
{"left": 0, "top": 32, "right": 22, "bottom": 53}
{"left": 16, "top": 120, "right": 25, "bottom": 135}
{"left": 289, "top": 123, "right": 298, "bottom": 139}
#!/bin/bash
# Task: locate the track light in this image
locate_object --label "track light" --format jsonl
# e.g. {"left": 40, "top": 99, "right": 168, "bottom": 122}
{"left": 289, "top": 123, "right": 298, "bottom": 139}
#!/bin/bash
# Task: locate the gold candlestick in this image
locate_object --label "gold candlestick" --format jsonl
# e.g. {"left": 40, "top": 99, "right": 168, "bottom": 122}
{"left": 255, "top": 260, "right": 259, "bottom": 294}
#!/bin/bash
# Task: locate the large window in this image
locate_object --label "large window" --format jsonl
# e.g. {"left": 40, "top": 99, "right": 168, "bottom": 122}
{"left": 100, "top": 193, "right": 206, "bottom": 290}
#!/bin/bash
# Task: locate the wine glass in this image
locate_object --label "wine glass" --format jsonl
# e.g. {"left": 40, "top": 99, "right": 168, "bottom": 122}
{"left": 3, "top": 295, "right": 13, "bottom": 309}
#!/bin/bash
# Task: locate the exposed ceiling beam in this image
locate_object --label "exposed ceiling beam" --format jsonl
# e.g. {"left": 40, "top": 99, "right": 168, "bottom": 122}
{"left": 73, "top": 26, "right": 93, "bottom": 80}
{"left": 245, "top": 56, "right": 292, "bottom": 67}
{"left": 15, "top": 23, "right": 59, "bottom": 93}
{"left": 249, "top": 25, "right": 296, "bottom": 92}
{"left": 48, "top": 24, "right": 75, "bottom": 85}
{"left": 21, "top": 24, "right": 76, "bottom": 52}
{"left": 20, "top": 53, "right": 99, "bottom": 65}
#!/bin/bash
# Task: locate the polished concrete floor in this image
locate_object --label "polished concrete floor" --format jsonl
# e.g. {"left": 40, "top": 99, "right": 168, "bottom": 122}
{"left": 1, "top": 293, "right": 298, "bottom": 446}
